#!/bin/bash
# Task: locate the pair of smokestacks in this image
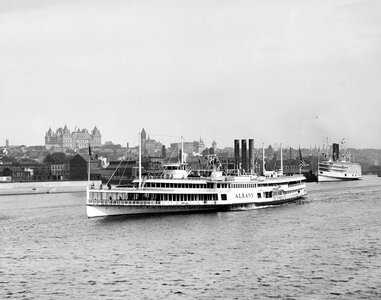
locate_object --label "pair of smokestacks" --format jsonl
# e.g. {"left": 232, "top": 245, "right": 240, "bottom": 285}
{"left": 234, "top": 139, "right": 254, "bottom": 172}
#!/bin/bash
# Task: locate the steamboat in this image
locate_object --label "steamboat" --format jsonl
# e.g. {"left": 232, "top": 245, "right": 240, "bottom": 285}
{"left": 86, "top": 138, "right": 307, "bottom": 218}
{"left": 318, "top": 141, "right": 361, "bottom": 182}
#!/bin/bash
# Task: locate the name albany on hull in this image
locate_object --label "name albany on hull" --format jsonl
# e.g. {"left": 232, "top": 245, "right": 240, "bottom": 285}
{"left": 86, "top": 142, "right": 307, "bottom": 218}
{"left": 235, "top": 192, "right": 256, "bottom": 199}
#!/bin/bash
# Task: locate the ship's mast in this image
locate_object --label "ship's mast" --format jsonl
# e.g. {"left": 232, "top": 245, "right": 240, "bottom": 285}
{"left": 88, "top": 156, "right": 90, "bottom": 183}
{"left": 317, "top": 148, "right": 320, "bottom": 175}
{"left": 181, "top": 136, "right": 184, "bottom": 164}
{"left": 88, "top": 161, "right": 90, "bottom": 182}
{"left": 289, "top": 147, "right": 292, "bottom": 175}
{"left": 262, "top": 143, "right": 265, "bottom": 175}
{"left": 87, "top": 144, "right": 91, "bottom": 183}
{"left": 299, "top": 146, "right": 302, "bottom": 175}
{"left": 138, "top": 131, "right": 142, "bottom": 189}
{"left": 280, "top": 143, "right": 283, "bottom": 175}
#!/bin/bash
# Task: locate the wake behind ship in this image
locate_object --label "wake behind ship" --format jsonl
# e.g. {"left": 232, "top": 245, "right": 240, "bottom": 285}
{"left": 86, "top": 138, "right": 307, "bottom": 218}
{"left": 318, "top": 141, "right": 361, "bottom": 182}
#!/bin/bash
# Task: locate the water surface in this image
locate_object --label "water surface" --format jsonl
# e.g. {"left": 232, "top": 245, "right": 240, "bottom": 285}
{"left": 1, "top": 176, "right": 381, "bottom": 299}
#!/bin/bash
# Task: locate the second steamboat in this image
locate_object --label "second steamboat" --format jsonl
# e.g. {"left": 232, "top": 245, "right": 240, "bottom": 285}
{"left": 318, "top": 141, "right": 361, "bottom": 182}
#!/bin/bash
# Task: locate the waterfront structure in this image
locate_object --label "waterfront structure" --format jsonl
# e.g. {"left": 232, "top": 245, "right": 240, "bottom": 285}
{"left": 45, "top": 126, "right": 101, "bottom": 150}
{"left": 50, "top": 163, "right": 69, "bottom": 180}
{"left": 5, "top": 167, "right": 33, "bottom": 181}
{"left": 95, "top": 160, "right": 139, "bottom": 185}
{"left": 283, "top": 162, "right": 301, "bottom": 175}
{"left": 69, "top": 154, "right": 101, "bottom": 181}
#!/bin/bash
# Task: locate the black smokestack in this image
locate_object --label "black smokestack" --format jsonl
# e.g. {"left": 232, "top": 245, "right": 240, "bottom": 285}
{"left": 332, "top": 143, "right": 340, "bottom": 161}
{"left": 241, "top": 139, "right": 247, "bottom": 171}
{"left": 162, "top": 145, "right": 166, "bottom": 158}
{"left": 249, "top": 139, "right": 254, "bottom": 172}
{"left": 234, "top": 139, "right": 240, "bottom": 170}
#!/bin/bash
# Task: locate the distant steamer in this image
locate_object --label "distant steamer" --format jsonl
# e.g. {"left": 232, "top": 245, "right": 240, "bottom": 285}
{"left": 318, "top": 141, "right": 362, "bottom": 182}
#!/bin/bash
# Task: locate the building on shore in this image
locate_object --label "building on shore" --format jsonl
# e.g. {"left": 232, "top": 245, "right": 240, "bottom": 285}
{"left": 136, "top": 128, "right": 163, "bottom": 156}
{"left": 45, "top": 126, "right": 101, "bottom": 150}
{"left": 169, "top": 138, "right": 207, "bottom": 158}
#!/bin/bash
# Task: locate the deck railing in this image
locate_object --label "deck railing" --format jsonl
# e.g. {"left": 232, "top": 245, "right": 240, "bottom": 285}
{"left": 87, "top": 199, "right": 218, "bottom": 206}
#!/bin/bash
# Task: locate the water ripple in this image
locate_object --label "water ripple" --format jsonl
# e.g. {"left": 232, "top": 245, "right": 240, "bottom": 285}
{"left": 1, "top": 176, "right": 381, "bottom": 299}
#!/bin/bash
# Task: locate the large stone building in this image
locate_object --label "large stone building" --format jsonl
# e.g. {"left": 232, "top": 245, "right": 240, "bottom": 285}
{"left": 45, "top": 126, "right": 102, "bottom": 150}
{"left": 170, "top": 138, "right": 206, "bottom": 155}
{"left": 140, "top": 128, "right": 163, "bottom": 156}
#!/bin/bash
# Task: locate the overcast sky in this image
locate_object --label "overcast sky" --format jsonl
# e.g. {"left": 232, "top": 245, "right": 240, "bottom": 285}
{"left": 1, "top": 0, "right": 380, "bottom": 149}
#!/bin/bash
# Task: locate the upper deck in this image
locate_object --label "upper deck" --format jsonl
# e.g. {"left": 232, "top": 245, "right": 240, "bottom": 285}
{"left": 129, "top": 173, "right": 305, "bottom": 190}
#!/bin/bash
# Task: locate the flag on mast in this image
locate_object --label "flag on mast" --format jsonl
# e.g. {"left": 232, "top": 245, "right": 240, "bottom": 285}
{"left": 299, "top": 147, "right": 308, "bottom": 168}
{"left": 88, "top": 143, "right": 93, "bottom": 160}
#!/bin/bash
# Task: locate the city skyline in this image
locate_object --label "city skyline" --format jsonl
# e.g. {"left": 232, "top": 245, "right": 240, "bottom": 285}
{"left": 2, "top": 127, "right": 379, "bottom": 151}
{"left": 1, "top": 0, "right": 381, "bottom": 149}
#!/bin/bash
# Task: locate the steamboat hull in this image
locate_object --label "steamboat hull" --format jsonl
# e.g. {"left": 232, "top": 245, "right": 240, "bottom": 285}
{"left": 318, "top": 168, "right": 362, "bottom": 182}
{"left": 87, "top": 204, "right": 229, "bottom": 218}
{"left": 253, "top": 196, "right": 304, "bottom": 207}
{"left": 86, "top": 193, "right": 306, "bottom": 218}
{"left": 318, "top": 174, "right": 361, "bottom": 182}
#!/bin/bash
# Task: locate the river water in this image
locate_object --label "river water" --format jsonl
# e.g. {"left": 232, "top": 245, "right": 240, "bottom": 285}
{"left": 1, "top": 176, "right": 380, "bottom": 299}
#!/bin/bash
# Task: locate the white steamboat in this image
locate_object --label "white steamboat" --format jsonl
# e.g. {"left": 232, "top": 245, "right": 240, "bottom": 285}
{"left": 318, "top": 141, "right": 361, "bottom": 182}
{"left": 86, "top": 140, "right": 307, "bottom": 218}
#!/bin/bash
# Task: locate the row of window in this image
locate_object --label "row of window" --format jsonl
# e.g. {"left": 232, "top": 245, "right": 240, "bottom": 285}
{"left": 230, "top": 183, "right": 257, "bottom": 188}
{"left": 89, "top": 190, "right": 298, "bottom": 202}
{"left": 51, "top": 165, "right": 64, "bottom": 170}
{"left": 142, "top": 182, "right": 213, "bottom": 189}
{"left": 319, "top": 167, "right": 347, "bottom": 173}
{"left": 319, "top": 168, "right": 357, "bottom": 173}
{"left": 140, "top": 181, "right": 299, "bottom": 189}
{"left": 91, "top": 192, "right": 219, "bottom": 202}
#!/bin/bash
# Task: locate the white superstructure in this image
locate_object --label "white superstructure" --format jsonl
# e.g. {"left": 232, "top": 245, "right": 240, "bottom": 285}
{"left": 86, "top": 153, "right": 307, "bottom": 218}
{"left": 318, "top": 140, "right": 362, "bottom": 182}
{"left": 318, "top": 161, "right": 361, "bottom": 182}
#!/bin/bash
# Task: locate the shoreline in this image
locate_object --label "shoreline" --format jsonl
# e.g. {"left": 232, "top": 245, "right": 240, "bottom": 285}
{"left": 0, "top": 180, "right": 101, "bottom": 196}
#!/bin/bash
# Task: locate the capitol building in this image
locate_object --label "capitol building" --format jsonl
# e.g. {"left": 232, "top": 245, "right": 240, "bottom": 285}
{"left": 45, "top": 126, "right": 101, "bottom": 150}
